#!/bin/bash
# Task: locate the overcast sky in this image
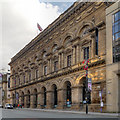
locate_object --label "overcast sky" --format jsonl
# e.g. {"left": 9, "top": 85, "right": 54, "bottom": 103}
{"left": 0, "top": 0, "right": 73, "bottom": 72}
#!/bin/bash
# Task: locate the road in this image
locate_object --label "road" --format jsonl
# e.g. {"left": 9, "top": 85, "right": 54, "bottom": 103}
{"left": 1, "top": 108, "right": 119, "bottom": 119}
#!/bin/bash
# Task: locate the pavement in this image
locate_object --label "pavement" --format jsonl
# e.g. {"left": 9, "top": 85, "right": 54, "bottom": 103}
{"left": 1, "top": 108, "right": 119, "bottom": 119}
{"left": 21, "top": 108, "right": 120, "bottom": 117}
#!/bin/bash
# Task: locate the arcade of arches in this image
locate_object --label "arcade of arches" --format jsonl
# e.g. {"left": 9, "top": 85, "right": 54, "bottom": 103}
{"left": 11, "top": 72, "right": 106, "bottom": 112}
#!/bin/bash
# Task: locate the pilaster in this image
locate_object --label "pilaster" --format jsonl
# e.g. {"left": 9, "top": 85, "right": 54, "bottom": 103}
{"left": 30, "top": 95, "right": 34, "bottom": 108}
{"left": 46, "top": 91, "right": 53, "bottom": 109}
{"left": 57, "top": 89, "right": 66, "bottom": 109}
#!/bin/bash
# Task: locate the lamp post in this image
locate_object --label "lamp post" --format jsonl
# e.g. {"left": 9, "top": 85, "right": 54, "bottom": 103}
{"left": 85, "top": 61, "right": 88, "bottom": 114}
{"left": 83, "top": 59, "right": 89, "bottom": 114}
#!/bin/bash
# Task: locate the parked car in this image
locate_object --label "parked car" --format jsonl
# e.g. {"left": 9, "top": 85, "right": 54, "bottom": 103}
{"left": 5, "top": 104, "right": 13, "bottom": 109}
{"left": 0, "top": 104, "right": 3, "bottom": 108}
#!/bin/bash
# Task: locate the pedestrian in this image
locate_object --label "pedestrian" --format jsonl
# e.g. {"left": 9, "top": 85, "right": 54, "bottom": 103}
{"left": 18, "top": 104, "right": 19, "bottom": 108}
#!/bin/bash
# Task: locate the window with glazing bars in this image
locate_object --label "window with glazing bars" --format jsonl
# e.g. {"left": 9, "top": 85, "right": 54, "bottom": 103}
{"left": 84, "top": 47, "right": 89, "bottom": 60}
{"left": 54, "top": 61, "right": 58, "bottom": 71}
{"left": 67, "top": 55, "right": 71, "bottom": 67}
{"left": 44, "top": 66, "right": 47, "bottom": 75}
{"left": 112, "top": 11, "right": 120, "bottom": 62}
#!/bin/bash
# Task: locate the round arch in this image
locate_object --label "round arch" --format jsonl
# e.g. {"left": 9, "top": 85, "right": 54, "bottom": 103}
{"left": 76, "top": 21, "right": 95, "bottom": 37}
{"left": 41, "top": 86, "right": 47, "bottom": 107}
{"left": 26, "top": 90, "right": 30, "bottom": 108}
{"left": 51, "top": 84, "right": 58, "bottom": 108}
{"left": 16, "top": 92, "right": 19, "bottom": 105}
{"left": 21, "top": 91, "right": 24, "bottom": 107}
{"left": 63, "top": 81, "right": 72, "bottom": 107}
{"left": 76, "top": 75, "right": 92, "bottom": 104}
{"left": 51, "top": 43, "right": 58, "bottom": 53}
{"left": 33, "top": 88, "right": 38, "bottom": 108}
{"left": 75, "top": 73, "right": 93, "bottom": 85}
{"left": 63, "top": 32, "right": 74, "bottom": 47}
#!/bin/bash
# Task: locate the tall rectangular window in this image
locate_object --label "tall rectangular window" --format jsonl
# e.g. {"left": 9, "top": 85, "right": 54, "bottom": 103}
{"left": 29, "top": 72, "right": 31, "bottom": 81}
{"left": 18, "top": 77, "right": 20, "bottom": 85}
{"left": 36, "top": 69, "right": 38, "bottom": 78}
{"left": 14, "top": 78, "right": 16, "bottom": 87}
{"left": 23, "top": 75, "right": 25, "bottom": 83}
{"left": 44, "top": 66, "right": 47, "bottom": 75}
{"left": 67, "top": 55, "right": 71, "bottom": 67}
{"left": 54, "top": 61, "right": 58, "bottom": 72}
{"left": 84, "top": 47, "right": 89, "bottom": 60}
{"left": 96, "top": 28, "right": 98, "bottom": 55}
{"left": 8, "top": 77, "right": 10, "bottom": 88}
{"left": 113, "top": 11, "right": 120, "bottom": 63}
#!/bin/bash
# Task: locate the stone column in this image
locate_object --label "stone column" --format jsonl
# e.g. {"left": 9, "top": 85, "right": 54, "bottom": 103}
{"left": 40, "top": 92, "right": 44, "bottom": 108}
{"left": 71, "top": 86, "right": 83, "bottom": 110}
{"left": 64, "top": 54, "right": 67, "bottom": 68}
{"left": 24, "top": 95, "right": 27, "bottom": 108}
{"left": 79, "top": 46, "right": 82, "bottom": 62}
{"left": 57, "top": 89, "right": 66, "bottom": 109}
{"left": 25, "top": 71, "right": 28, "bottom": 83}
{"left": 37, "top": 93, "right": 41, "bottom": 108}
{"left": 61, "top": 52, "right": 64, "bottom": 68}
{"left": 38, "top": 64, "right": 42, "bottom": 77}
{"left": 30, "top": 94, "right": 34, "bottom": 108}
{"left": 31, "top": 68, "right": 35, "bottom": 81}
{"left": 49, "top": 59, "right": 52, "bottom": 73}
{"left": 76, "top": 45, "right": 80, "bottom": 63}
{"left": 91, "top": 37, "right": 96, "bottom": 58}
{"left": 46, "top": 91, "right": 53, "bottom": 109}
{"left": 72, "top": 46, "right": 76, "bottom": 65}
{"left": 48, "top": 59, "right": 50, "bottom": 74}
{"left": 58, "top": 53, "right": 61, "bottom": 69}
{"left": 81, "top": 47, "right": 84, "bottom": 62}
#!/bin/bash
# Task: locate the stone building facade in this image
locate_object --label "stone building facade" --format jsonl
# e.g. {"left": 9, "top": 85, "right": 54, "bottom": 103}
{"left": 0, "top": 72, "right": 11, "bottom": 107}
{"left": 9, "top": 2, "right": 115, "bottom": 112}
{"left": 106, "top": 2, "right": 120, "bottom": 113}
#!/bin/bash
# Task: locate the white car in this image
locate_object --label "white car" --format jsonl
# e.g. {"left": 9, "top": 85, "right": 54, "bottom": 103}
{"left": 0, "top": 104, "right": 3, "bottom": 108}
{"left": 5, "top": 104, "right": 13, "bottom": 109}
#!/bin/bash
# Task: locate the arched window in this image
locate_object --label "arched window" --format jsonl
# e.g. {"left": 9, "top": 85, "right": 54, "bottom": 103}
{"left": 64, "top": 36, "right": 72, "bottom": 47}
{"left": 27, "top": 90, "right": 30, "bottom": 108}
{"left": 79, "top": 25, "right": 90, "bottom": 38}
{"left": 51, "top": 84, "right": 57, "bottom": 108}
{"left": 21, "top": 92, "right": 24, "bottom": 107}
{"left": 53, "top": 45, "right": 58, "bottom": 53}
{"left": 16, "top": 92, "right": 19, "bottom": 104}
{"left": 43, "top": 52, "right": 47, "bottom": 58}
{"left": 41, "top": 87, "right": 46, "bottom": 107}
{"left": 64, "top": 81, "right": 72, "bottom": 107}
{"left": 44, "top": 66, "right": 47, "bottom": 75}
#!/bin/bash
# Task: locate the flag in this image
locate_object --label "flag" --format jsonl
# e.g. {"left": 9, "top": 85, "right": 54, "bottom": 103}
{"left": 37, "top": 23, "right": 43, "bottom": 31}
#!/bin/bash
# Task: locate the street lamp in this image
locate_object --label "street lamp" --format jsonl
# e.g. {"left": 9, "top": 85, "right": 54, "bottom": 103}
{"left": 83, "top": 59, "right": 89, "bottom": 114}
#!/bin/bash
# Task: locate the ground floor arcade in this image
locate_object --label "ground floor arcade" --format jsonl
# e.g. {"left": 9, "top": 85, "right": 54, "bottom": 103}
{"left": 11, "top": 69, "right": 106, "bottom": 112}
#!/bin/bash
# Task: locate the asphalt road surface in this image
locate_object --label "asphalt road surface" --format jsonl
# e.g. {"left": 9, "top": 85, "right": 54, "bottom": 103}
{"left": 1, "top": 108, "right": 119, "bottom": 119}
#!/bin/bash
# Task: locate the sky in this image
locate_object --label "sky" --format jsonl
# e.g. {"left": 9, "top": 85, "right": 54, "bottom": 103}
{"left": 0, "top": 0, "right": 73, "bottom": 72}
